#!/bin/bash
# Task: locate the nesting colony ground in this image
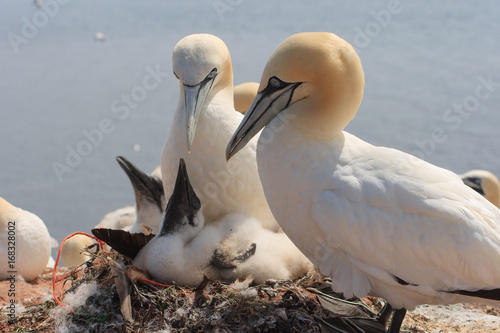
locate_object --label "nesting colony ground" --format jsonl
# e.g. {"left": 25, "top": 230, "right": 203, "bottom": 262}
{"left": 1, "top": 251, "right": 500, "bottom": 332}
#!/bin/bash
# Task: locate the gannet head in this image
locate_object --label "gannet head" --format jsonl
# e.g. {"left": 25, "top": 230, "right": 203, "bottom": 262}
{"left": 461, "top": 170, "right": 500, "bottom": 208}
{"left": 233, "top": 82, "right": 259, "bottom": 114}
{"left": 116, "top": 156, "right": 165, "bottom": 225}
{"left": 158, "top": 158, "right": 204, "bottom": 238}
{"left": 173, "top": 34, "right": 233, "bottom": 151}
{"left": 226, "top": 32, "right": 364, "bottom": 160}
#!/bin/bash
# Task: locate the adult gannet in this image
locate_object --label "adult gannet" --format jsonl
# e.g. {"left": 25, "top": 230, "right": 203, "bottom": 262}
{"left": 461, "top": 169, "right": 500, "bottom": 208}
{"left": 0, "top": 197, "right": 52, "bottom": 281}
{"left": 233, "top": 82, "right": 259, "bottom": 114}
{"left": 94, "top": 159, "right": 312, "bottom": 287}
{"left": 161, "top": 34, "right": 277, "bottom": 231}
{"left": 227, "top": 32, "right": 500, "bottom": 332}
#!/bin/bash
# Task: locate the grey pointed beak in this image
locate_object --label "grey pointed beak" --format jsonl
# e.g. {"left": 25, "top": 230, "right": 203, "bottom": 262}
{"left": 226, "top": 79, "right": 302, "bottom": 160}
{"left": 116, "top": 156, "right": 164, "bottom": 212}
{"left": 158, "top": 158, "right": 201, "bottom": 236}
{"left": 184, "top": 75, "right": 217, "bottom": 152}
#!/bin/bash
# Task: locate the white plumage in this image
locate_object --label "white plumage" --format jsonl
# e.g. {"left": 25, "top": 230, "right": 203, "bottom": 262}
{"left": 161, "top": 34, "right": 277, "bottom": 230}
{"left": 134, "top": 159, "right": 312, "bottom": 287}
{"left": 227, "top": 32, "right": 500, "bottom": 330}
{"left": 0, "top": 197, "right": 52, "bottom": 281}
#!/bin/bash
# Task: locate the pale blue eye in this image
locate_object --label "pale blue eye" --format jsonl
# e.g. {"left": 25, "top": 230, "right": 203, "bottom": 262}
{"left": 269, "top": 77, "right": 281, "bottom": 88}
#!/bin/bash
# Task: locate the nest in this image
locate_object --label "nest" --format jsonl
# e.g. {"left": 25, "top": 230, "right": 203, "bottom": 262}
{"left": 2, "top": 248, "right": 387, "bottom": 332}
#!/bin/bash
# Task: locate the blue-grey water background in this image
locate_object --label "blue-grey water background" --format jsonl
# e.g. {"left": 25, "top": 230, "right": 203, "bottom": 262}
{"left": 1, "top": 0, "right": 499, "bottom": 251}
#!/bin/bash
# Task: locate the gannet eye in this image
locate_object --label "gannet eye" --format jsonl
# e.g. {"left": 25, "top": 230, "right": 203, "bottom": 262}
{"left": 269, "top": 77, "right": 281, "bottom": 88}
{"left": 206, "top": 68, "right": 217, "bottom": 79}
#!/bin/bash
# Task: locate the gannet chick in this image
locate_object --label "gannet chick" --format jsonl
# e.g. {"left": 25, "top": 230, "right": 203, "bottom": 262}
{"left": 461, "top": 169, "right": 500, "bottom": 208}
{"left": 95, "top": 159, "right": 311, "bottom": 287}
{"left": 133, "top": 159, "right": 210, "bottom": 286}
{"left": 206, "top": 215, "right": 313, "bottom": 284}
{"left": 161, "top": 34, "right": 277, "bottom": 231}
{"left": 227, "top": 32, "right": 500, "bottom": 332}
{"left": 99, "top": 206, "right": 136, "bottom": 229}
{"left": 116, "top": 156, "right": 165, "bottom": 233}
{"left": 0, "top": 197, "right": 52, "bottom": 281}
{"left": 61, "top": 234, "right": 95, "bottom": 267}
{"left": 233, "top": 82, "right": 259, "bottom": 114}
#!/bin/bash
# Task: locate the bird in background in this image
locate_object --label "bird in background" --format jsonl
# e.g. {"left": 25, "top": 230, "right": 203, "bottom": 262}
{"left": 233, "top": 82, "right": 259, "bottom": 114}
{"left": 461, "top": 169, "right": 500, "bottom": 208}
{"left": 161, "top": 33, "right": 278, "bottom": 231}
{"left": 227, "top": 31, "right": 500, "bottom": 332}
{"left": 0, "top": 197, "right": 52, "bottom": 281}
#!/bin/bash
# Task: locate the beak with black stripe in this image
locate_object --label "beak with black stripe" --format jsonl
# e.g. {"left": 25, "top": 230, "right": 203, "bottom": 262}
{"left": 226, "top": 76, "right": 302, "bottom": 160}
{"left": 184, "top": 68, "right": 218, "bottom": 152}
{"left": 116, "top": 156, "right": 164, "bottom": 213}
{"left": 158, "top": 158, "right": 201, "bottom": 236}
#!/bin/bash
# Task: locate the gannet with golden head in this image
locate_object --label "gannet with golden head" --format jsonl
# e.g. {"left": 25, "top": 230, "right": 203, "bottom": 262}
{"left": 161, "top": 34, "right": 277, "bottom": 230}
{"left": 233, "top": 82, "right": 259, "bottom": 114}
{"left": 227, "top": 32, "right": 500, "bottom": 332}
{"left": 461, "top": 169, "right": 500, "bottom": 208}
{"left": 0, "top": 197, "right": 52, "bottom": 281}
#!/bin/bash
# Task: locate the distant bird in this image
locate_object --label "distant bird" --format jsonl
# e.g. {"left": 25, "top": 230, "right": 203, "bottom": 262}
{"left": 98, "top": 206, "right": 136, "bottom": 230}
{"left": 233, "top": 82, "right": 259, "bottom": 114}
{"left": 461, "top": 169, "right": 500, "bottom": 208}
{"left": 161, "top": 34, "right": 278, "bottom": 231}
{"left": 0, "top": 197, "right": 52, "bottom": 281}
{"left": 61, "top": 234, "right": 94, "bottom": 267}
{"left": 227, "top": 32, "right": 500, "bottom": 332}
{"left": 94, "top": 159, "right": 313, "bottom": 287}
{"left": 94, "top": 32, "right": 106, "bottom": 43}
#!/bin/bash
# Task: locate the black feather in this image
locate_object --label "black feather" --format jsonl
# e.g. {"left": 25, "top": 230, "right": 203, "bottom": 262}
{"left": 91, "top": 228, "right": 155, "bottom": 259}
{"left": 447, "top": 288, "right": 500, "bottom": 301}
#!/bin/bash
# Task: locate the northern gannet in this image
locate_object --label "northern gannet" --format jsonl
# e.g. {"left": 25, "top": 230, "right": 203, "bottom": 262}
{"left": 227, "top": 32, "right": 500, "bottom": 332}
{"left": 94, "top": 159, "right": 312, "bottom": 287}
{"left": 61, "top": 234, "right": 94, "bottom": 267}
{"left": 233, "top": 82, "right": 259, "bottom": 114}
{"left": 461, "top": 169, "right": 500, "bottom": 208}
{"left": 0, "top": 197, "right": 52, "bottom": 281}
{"left": 161, "top": 34, "right": 277, "bottom": 230}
